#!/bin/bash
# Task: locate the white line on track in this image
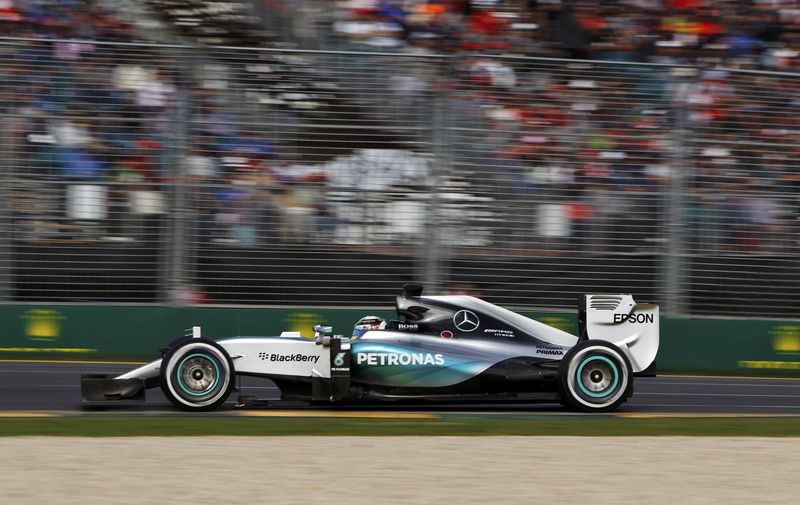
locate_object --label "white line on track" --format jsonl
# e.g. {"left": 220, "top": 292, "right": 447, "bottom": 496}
{"left": 0, "top": 385, "right": 280, "bottom": 390}
{"left": 661, "top": 373, "right": 800, "bottom": 381}
{"left": 629, "top": 403, "right": 800, "bottom": 409}
{"left": 636, "top": 392, "right": 800, "bottom": 398}
{"left": 0, "top": 369, "right": 127, "bottom": 374}
{"left": 0, "top": 383, "right": 279, "bottom": 390}
{"left": 642, "top": 381, "right": 800, "bottom": 388}
{"left": 0, "top": 360, "right": 145, "bottom": 365}
{"left": 0, "top": 385, "right": 80, "bottom": 389}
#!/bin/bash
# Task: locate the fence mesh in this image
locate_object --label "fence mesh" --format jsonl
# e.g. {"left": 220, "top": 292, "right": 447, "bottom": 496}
{"left": 1, "top": 37, "right": 799, "bottom": 316}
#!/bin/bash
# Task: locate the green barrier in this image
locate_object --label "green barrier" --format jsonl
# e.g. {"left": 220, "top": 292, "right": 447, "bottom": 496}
{"left": 1, "top": 305, "right": 394, "bottom": 360}
{"left": 658, "top": 317, "right": 800, "bottom": 375}
{"left": 2, "top": 305, "right": 799, "bottom": 375}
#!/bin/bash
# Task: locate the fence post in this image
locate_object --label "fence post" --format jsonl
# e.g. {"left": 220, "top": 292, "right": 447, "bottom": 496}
{"left": 159, "top": 45, "right": 193, "bottom": 304}
{"left": 419, "top": 62, "right": 448, "bottom": 294}
{"left": 0, "top": 116, "right": 12, "bottom": 301}
{"left": 661, "top": 68, "right": 691, "bottom": 315}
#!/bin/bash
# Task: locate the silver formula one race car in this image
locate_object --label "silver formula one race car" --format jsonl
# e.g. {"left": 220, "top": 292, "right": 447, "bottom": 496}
{"left": 81, "top": 284, "right": 659, "bottom": 413}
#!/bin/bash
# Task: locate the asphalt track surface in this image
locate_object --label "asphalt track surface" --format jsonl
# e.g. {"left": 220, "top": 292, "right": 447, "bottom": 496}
{"left": 2, "top": 361, "right": 800, "bottom": 414}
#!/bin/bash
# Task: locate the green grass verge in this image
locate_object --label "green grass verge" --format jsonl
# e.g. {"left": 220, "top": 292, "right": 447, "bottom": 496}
{"left": 0, "top": 416, "right": 799, "bottom": 436}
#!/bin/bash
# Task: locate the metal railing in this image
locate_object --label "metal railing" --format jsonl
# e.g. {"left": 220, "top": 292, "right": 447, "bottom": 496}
{"left": 1, "top": 37, "right": 799, "bottom": 317}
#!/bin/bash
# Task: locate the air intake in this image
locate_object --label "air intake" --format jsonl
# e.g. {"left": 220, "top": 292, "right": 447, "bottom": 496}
{"left": 589, "top": 295, "right": 623, "bottom": 311}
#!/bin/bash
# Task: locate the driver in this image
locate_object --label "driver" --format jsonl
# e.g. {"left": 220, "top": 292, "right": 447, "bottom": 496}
{"left": 352, "top": 315, "right": 386, "bottom": 339}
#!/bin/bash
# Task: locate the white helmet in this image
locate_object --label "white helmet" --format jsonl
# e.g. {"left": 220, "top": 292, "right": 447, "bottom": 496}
{"left": 353, "top": 315, "right": 386, "bottom": 338}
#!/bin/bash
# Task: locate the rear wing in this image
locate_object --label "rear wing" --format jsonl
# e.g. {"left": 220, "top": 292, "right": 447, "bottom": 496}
{"left": 578, "top": 294, "right": 659, "bottom": 374}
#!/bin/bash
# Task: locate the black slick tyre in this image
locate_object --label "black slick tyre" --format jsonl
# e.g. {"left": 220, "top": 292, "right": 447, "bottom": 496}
{"left": 160, "top": 337, "right": 235, "bottom": 412}
{"left": 558, "top": 340, "right": 633, "bottom": 413}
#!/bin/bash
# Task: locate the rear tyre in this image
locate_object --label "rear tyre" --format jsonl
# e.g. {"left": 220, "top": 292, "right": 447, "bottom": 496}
{"left": 558, "top": 340, "right": 633, "bottom": 413}
{"left": 160, "top": 338, "right": 235, "bottom": 412}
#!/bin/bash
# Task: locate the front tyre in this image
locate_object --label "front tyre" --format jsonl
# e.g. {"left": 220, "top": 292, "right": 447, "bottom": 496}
{"left": 160, "top": 338, "right": 235, "bottom": 412}
{"left": 558, "top": 340, "right": 633, "bottom": 413}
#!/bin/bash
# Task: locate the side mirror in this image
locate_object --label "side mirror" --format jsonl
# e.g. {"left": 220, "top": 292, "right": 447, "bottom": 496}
{"left": 314, "top": 325, "right": 333, "bottom": 337}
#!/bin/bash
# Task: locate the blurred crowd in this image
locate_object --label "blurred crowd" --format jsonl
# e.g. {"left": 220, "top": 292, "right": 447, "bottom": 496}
{"left": 0, "top": 0, "right": 132, "bottom": 40}
{"left": 1, "top": 0, "right": 799, "bottom": 255}
{"left": 329, "top": 0, "right": 800, "bottom": 70}
{"left": 329, "top": 0, "right": 800, "bottom": 253}
{"left": 444, "top": 60, "right": 800, "bottom": 253}
{"left": 0, "top": 1, "right": 322, "bottom": 245}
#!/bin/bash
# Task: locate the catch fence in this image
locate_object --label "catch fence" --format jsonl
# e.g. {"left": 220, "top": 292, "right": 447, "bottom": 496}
{"left": 1, "top": 37, "right": 799, "bottom": 317}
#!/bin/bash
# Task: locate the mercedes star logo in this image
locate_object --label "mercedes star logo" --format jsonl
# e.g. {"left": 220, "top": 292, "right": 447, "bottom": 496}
{"left": 453, "top": 310, "right": 480, "bottom": 332}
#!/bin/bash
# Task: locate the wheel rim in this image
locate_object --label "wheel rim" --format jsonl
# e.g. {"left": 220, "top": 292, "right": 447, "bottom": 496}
{"left": 176, "top": 353, "right": 221, "bottom": 397}
{"left": 576, "top": 355, "right": 618, "bottom": 398}
{"left": 164, "top": 342, "right": 232, "bottom": 409}
{"left": 566, "top": 346, "right": 628, "bottom": 409}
